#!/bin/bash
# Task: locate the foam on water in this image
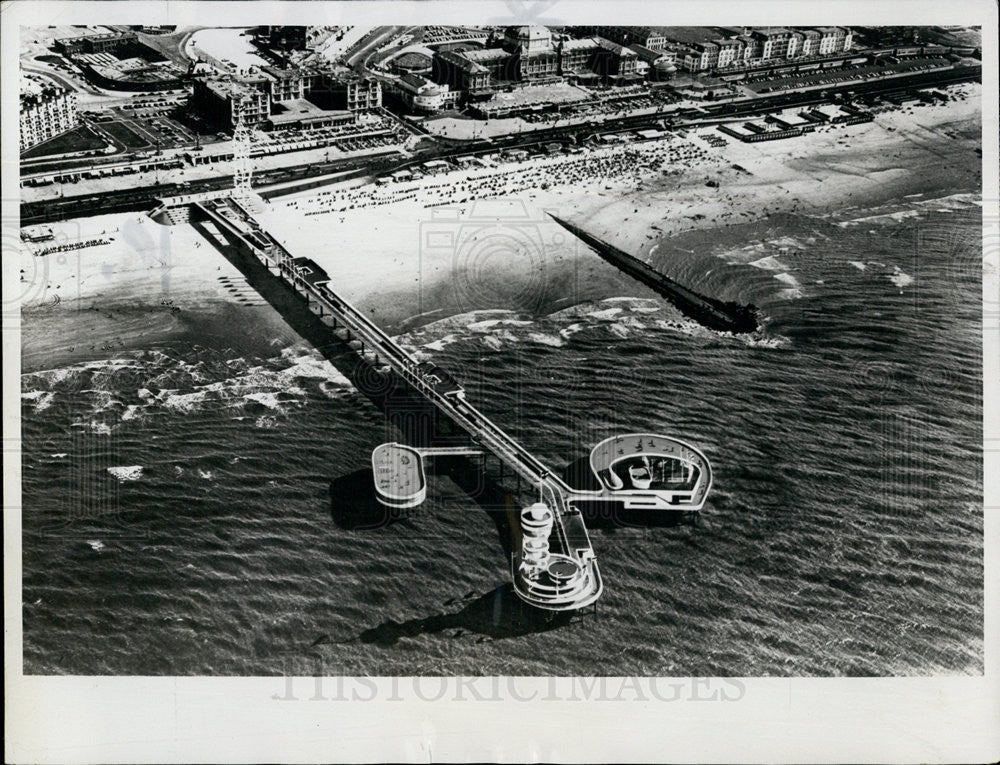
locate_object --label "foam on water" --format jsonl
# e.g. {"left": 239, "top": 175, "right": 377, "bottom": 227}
{"left": 774, "top": 272, "right": 804, "bottom": 299}
{"left": 588, "top": 307, "right": 624, "bottom": 320}
{"left": 888, "top": 267, "right": 914, "bottom": 289}
{"left": 107, "top": 465, "right": 143, "bottom": 482}
{"left": 20, "top": 203, "right": 984, "bottom": 677}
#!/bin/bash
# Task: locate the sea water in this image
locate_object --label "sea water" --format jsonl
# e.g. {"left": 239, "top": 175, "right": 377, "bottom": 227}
{"left": 21, "top": 200, "right": 984, "bottom": 676}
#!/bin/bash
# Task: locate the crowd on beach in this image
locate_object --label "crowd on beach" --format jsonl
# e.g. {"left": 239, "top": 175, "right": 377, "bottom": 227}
{"left": 34, "top": 237, "right": 112, "bottom": 257}
{"left": 288, "top": 135, "right": 717, "bottom": 216}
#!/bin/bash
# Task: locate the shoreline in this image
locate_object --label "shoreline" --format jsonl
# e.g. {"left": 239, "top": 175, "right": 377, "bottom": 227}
{"left": 18, "top": 84, "right": 982, "bottom": 372}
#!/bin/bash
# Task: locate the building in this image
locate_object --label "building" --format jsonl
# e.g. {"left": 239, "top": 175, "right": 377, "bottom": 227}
{"left": 433, "top": 49, "right": 493, "bottom": 91}
{"left": 73, "top": 52, "right": 184, "bottom": 91}
{"left": 711, "top": 39, "right": 742, "bottom": 68}
{"left": 666, "top": 25, "right": 854, "bottom": 72}
{"left": 592, "top": 38, "right": 640, "bottom": 77}
{"left": 267, "top": 100, "right": 355, "bottom": 131}
{"left": 679, "top": 41, "right": 719, "bottom": 72}
{"left": 259, "top": 65, "right": 307, "bottom": 102}
{"left": 751, "top": 28, "right": 794, "bottom": 60}
{"left": 812, "top": 27, "right": 852, "bottom": 55}
{"left": 503, "top": 25, "right": 554, "bottom": 53}
{"left": 342, "top": 76, "right": 382, "bottom": 110}
{"left": 20, "top": 87, "right": 78, "bottom": 151}
{"left": 55, "top": 31, "right": 184, "bottom": 90}
{"left": 800, "top": 29, "right": 821, "bottom": 57}
{"left": 786, "top": 32, "right": 803, "bottom": 58}
{"left": 192, "top": 78, "right": 269, "bottom": 129}
{"left": 587, "top": 27, "right": 667, "bottom": 51}
{"left": 54, "top": 31, "right": 135, "bottom": 55}
{"left": 628, "top": 44, "right": 678, "bottom": 79}
{"left": 385, "top": 73, "right": 452, "bottom": 113}
{"left": 306, "top": 70, "right": 383, "bottom": 111}
{"left": 431, "top": 26, "right": 642, "bottom": 96}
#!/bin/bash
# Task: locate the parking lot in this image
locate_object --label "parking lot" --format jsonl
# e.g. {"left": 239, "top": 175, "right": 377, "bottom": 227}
{"left": 744, "top": 57, "right": 954, "bottom": 95}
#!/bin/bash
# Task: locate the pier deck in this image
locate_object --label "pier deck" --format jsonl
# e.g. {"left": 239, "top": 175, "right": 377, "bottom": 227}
{"left": 191, "top": 194, "right": 603, "bottom": 609}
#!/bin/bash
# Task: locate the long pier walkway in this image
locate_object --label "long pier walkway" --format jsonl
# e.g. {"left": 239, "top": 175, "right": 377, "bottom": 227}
{"left": 192, "top": 194, "right": 603, "bottom": 610}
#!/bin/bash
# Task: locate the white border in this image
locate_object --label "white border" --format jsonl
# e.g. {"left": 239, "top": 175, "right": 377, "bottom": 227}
{"left": 4, "top": 2, "right": 999, "bottom": 762}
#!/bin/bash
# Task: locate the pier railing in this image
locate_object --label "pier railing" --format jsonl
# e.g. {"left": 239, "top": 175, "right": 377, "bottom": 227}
{"left": 193, "top": 194, "right": 603, "bottom": 609}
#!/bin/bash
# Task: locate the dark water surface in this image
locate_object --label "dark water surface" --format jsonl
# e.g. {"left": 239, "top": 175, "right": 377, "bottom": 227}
{"left": 21, "top": 199, "right": 983, "bottom": 676}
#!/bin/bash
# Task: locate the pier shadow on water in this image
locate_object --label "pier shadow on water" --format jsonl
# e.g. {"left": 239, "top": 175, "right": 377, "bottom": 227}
{"left": 329, "top": 469, "right": 407, "bottom": 531}
{"left": 190, "top": 215, "right": 470, "bottom": 449}
{"left": 354, "top": 583, "right": 576, "bottom": 646}
{"left": 328, "top": 457, "right": 519, "bottom": 554}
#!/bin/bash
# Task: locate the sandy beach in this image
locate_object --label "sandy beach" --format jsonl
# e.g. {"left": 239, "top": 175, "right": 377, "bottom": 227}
{"left": 20, "top": 82, "right": 982, "bottom": 370}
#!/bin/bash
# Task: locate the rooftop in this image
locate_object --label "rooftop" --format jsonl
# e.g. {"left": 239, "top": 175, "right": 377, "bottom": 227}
{"left": 436, "top": 49, "right": 491, "bottom": 74}
{"left": 660, "top": 27, "right": 728, "bottom": 46}
{"left": 594, "top": 38, "right": 639, "bottom": 57}
{"left": 628, "top": 43, "right": 671, "bottom": 62}
{"left": 509, "top": 26, "right": 552, "bottom": 41}
{"left": 752, "top": 27, "right": 792, "bottom": 37}
{"left": 397, "top": 72, "right": 445, "bottom": 93}
{"left": 204, "top": 78, "right": 265, "bottom": 100}
{"left": 20, "top": 87, "right": 72, "bottom": 111}
{"left": 268, "top": 98, "right": 332, "bottom": 124}
{"left": 461, "top": 48, "right": 511, "bottom": 62}
{"left": 561, "top": 37, "right": 602, "bottom": 51}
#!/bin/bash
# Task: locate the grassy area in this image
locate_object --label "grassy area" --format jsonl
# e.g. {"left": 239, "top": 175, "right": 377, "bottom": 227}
{"left": 22, "top": 125, "right": 108, "bottom": 158}
{"left": 101, "top": 120, "right": 152, "bottom": 149}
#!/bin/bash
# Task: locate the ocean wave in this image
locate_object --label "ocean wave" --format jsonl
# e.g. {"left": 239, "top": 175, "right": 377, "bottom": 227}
{"left": 415, "top": 309, "right": 521, "bottom": 335}
{"left": 480, "top": 330, "right": 519, "bottom": 350}
{"left": 72, "top": 420, "right": 114, "bottom": 435}
{"left": 737, "top": 332, "right": 791, "bottom": 349}
{"left": 163, "top": 389, "right": 210, "bottom": 413}
{"left": 653, "top": 317, "right": 704, "bottom": 335}
{"left": 601, "top": 297, "right": 662, "bottom": 313}
{"left": 243, "top": 391, "right": 289, "bottom": 410}
{"left": 424, "top": 334, "right": 459, "bottom": 351}
{"left": 888, "top": 267, "right": 914, "bottom": 289}
{"left": 107, "top": 465, "right": 143, "bottom": 482}
{"left": 527, "top": 332, "right": 565, "bottom": 348}
{"left": 401, "top": 294, "right": 782, "bottom": 354}
{"left": 121, "top": 405, "right": 143, "bottom": 422}
{"left": 770, "top": 236, "right": 809, "bottom": 251}
{"left": 914, "top": 192, "right": 981, "bottom": 211}
{"left": 467, "top": 318, "right": 534, "bottom": 331}
{"left": 588, "top": 307, "right": 624, "bottom": 320}
{"left": 749, "top": 255, "right": 788, "bottom": 272}
{"left": 22, "top": 390, "right": 56, "bottom": 412}
{"left": 559, "top": 323, "right": 585, "bottom": 341}
{"left": 832, "top": 196, "right": 978, "bottom": 228}
{"left": 774, "top": 272, "right": 804, "bottom": 300}
{"left": 27, "top": 346, "right": 359, "bottom": 424}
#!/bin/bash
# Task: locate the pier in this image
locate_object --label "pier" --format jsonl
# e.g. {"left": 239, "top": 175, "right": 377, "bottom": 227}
{"left": 183, "top": 193, "right": 712, "bottom": 610}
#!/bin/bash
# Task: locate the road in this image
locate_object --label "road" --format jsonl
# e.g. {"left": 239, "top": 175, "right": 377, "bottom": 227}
{"left": 20, "top": 63, "right": 981, "bottom": 226}
{"left": 21, "top": 64, "right": 89, "bottom": 94}
{"left": 345, "top": 26, "right": 409, "bottom": 72}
